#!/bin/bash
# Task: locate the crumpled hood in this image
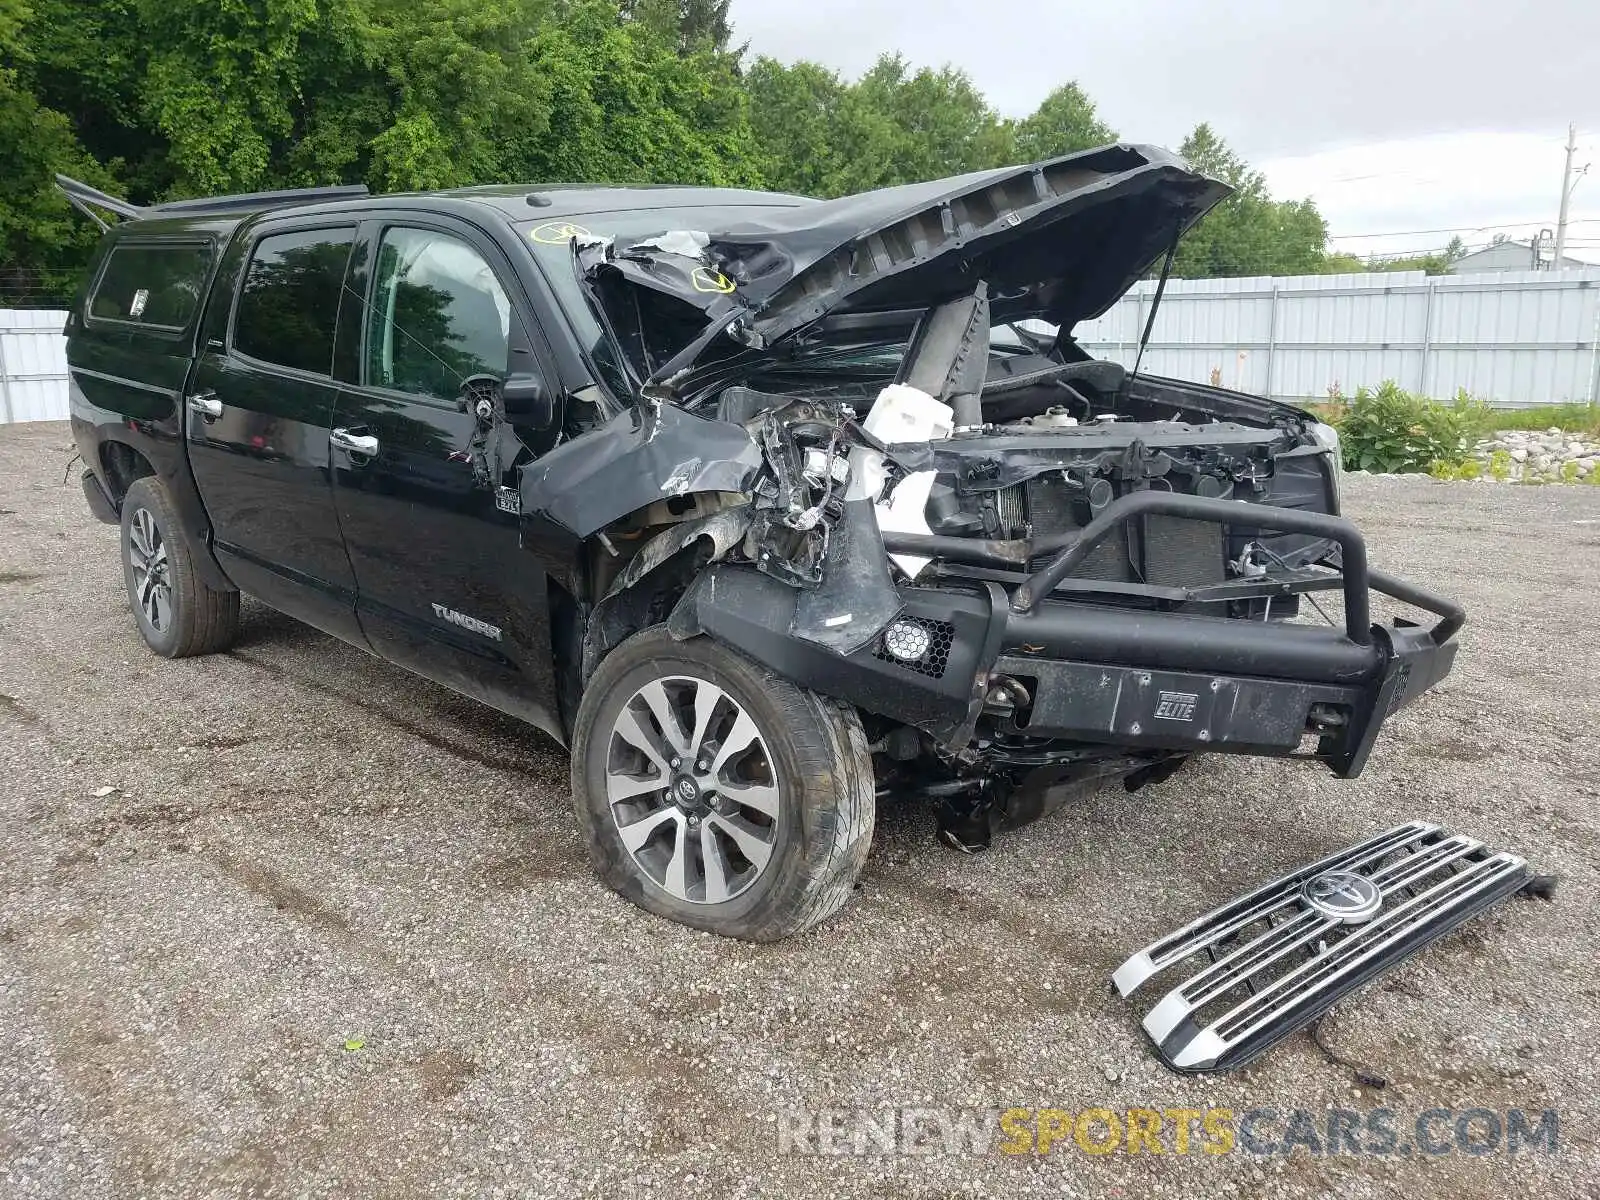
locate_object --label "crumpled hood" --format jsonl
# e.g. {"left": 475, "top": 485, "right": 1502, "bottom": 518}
{"left": 580, "top": 143, "right": 1230, "bottom": 388}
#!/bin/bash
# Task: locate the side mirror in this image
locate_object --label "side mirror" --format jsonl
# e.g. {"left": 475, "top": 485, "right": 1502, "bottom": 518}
{"left": 500, "top": 373, "right": 553, "bottom": 428}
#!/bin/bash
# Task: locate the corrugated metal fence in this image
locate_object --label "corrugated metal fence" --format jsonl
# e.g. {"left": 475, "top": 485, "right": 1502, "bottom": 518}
{"left": 0, "top": 310, "right": 69, "bottom": 424}
{"left": 5, "top": 269, "right": 1600, "bottom": 424}
{"left": 1077, "top": 268, "right": 1600, "bottom": 408}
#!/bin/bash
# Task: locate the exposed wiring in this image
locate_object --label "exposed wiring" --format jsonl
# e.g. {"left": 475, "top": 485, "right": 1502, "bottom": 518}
{"left": 1256, "top": 542, "right": 1339, "bottom": 628}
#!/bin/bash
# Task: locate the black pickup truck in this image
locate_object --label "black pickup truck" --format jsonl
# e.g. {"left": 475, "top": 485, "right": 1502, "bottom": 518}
{"left": 60, "top": 145, "right": 1467, "bottom": 949}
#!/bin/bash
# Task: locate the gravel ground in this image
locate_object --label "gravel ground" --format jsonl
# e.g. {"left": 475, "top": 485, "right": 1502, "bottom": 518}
{"left": 2, "top": 420, "right": 1598, "bottom": 1199}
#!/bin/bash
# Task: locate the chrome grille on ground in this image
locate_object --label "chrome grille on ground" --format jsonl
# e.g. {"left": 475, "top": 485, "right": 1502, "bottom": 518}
{"left": 1113, "top": 822, "right": 1533, "bottom": 1073}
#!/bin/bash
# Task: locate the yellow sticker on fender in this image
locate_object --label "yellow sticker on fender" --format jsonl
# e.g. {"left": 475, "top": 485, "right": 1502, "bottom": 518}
{"left": 529, "top": 222, "right": 592, "bottom": 244}
{"left": 692, "top": 266, "right": 736, "bottom": 294}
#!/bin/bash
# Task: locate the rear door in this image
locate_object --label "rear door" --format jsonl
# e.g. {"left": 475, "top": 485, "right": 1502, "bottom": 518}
{"left": 186, "top": 220, "right": 366, "bottom": 644}
{"left": 329, "top": 215, "right": 562, "bottom": 741}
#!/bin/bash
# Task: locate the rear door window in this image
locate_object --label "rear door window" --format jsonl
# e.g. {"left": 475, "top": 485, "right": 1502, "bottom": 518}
{"left": 233, "top": 228, "right": 355, "bottom": 376}
{"left": 89, "top": 241, "right": 213, "bottom": 329}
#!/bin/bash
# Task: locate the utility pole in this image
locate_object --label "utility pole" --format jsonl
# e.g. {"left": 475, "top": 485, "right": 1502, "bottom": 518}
{"left": 1552, "top": 123, "right": 1579, "bottom": 269}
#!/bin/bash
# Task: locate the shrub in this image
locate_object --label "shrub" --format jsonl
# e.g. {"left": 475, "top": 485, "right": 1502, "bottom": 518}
{"left": 1339, "top": 381, "right": 1481, "bottom": 473}
{"left": 1488, "top": 450, "right": 1512, "bottom": 481}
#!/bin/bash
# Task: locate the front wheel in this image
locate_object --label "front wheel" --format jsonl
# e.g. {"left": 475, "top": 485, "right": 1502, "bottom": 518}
{"left": 571, "top": 626, "right": 875, "bottom": 941}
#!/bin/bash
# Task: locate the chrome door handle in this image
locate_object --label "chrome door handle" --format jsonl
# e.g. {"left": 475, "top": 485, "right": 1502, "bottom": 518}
{"left": 187, "top": 391, "right": 222, "bottom": 419}
{"left": 330, "top": 428, "right": 379, "bottom": 457}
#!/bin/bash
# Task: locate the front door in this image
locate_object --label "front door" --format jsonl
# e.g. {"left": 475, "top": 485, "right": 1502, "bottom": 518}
{"left": 186, "top": 223, "right": 366, "bottom": 645}
{"left": 329, "top": 219, "right": 562, "bottom": 741}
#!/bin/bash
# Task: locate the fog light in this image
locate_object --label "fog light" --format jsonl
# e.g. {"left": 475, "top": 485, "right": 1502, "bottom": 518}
{"left": 882, "top": 619, "right": 932, "bottom": 662}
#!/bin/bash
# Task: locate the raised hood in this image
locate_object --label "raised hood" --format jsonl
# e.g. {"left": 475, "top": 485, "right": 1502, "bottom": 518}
{"left": 579, "top": 143, "right": 1230, "bottom": 390}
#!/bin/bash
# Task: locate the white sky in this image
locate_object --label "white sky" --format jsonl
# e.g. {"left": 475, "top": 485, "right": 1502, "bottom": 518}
{"left": 729, "top": 0, "right": 1600, "bottom": 263}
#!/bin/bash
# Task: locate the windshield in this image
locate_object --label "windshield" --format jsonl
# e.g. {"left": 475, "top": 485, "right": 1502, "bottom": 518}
{"left": 517, "top": 205, "right": 804, "bottom": 399}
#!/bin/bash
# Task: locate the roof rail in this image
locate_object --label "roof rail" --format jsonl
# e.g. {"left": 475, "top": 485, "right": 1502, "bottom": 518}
{"left": 148, "top": 184, "right": 370, "bottom": 216}
{"left": 55, "top": 174, "right": 372, "bottom": 230}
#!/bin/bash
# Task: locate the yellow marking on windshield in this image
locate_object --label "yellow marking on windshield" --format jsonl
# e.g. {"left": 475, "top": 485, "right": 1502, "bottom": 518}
{"left": 530, "top": 222, "right": 593, "bottom": 244}
{"left": 692, "top": 266, "right": 736, "bottom": 294}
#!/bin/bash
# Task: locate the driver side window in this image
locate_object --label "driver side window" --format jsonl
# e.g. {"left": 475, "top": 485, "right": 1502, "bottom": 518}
{"left": 365, "top": 227, "right": 511, "bottom": 403}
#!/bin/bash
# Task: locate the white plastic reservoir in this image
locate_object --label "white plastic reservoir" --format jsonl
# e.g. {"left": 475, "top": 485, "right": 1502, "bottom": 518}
{"left": 845, "top": 385, "right": 954, "bottom": 578}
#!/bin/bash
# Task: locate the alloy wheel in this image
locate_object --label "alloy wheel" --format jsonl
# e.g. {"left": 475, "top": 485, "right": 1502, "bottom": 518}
{"left": 604, "top": 675, "right": 782, "bottom": 904}
{"left": 127, "top": 507, "right": 173, "bottom": 633}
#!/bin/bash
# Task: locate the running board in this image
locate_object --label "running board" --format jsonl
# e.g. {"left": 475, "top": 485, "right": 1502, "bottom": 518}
{"left": 1112, "top": 822, "right": 1533, "bottom": 1073}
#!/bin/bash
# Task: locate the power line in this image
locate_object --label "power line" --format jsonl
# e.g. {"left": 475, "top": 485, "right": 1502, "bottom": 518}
{"left": 1329, "top": 217, "right": 1600, "bottom": 240}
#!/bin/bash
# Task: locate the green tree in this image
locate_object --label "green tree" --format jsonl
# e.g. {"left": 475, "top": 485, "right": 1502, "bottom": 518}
{"left": 619, "top": 0, "right": 734, "bottom": 54}
{"left": 1171, "top": 123, "right": 1330, "bottom": 278}
{"left": 743, "top": 57, "right": 853, "bottom": 197}
{"left": 1, "top": 0, "right": 119, "bottom": 300}
{"left": 3, "top": 1, "right": 1383, "bottom": 303}
{"left": 1012, "top": 82, "right": 1115, "bottom": 161}
{"left": 854, "top": 54, "right": 1014, "bottom": 184}
{"left": 1356, "top": 234, "right": 1468, "bottom": 276}
{"left": 520, "top": 1, "right": 761, "bottom": 186}
{"left": 356, "top": 0, "right": 557, "bottom": 191}
{"left": 748, "top": 52, "right": 1023, "bottom": 198}
{"left": 137, "top": 0, "right": 348, "bottom": 196}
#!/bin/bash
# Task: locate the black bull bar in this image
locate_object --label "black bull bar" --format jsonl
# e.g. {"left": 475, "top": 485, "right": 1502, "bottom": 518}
{"left": 682, "top": 493, "right": 1464, "bottom": 778}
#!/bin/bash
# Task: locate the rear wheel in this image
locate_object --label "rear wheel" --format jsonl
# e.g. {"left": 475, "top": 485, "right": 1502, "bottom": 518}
{"left": 120, "top": 476, "right": 240, "bottom": 658}
{"left": 571, "top": 626, "right": 875, "bottom": 941}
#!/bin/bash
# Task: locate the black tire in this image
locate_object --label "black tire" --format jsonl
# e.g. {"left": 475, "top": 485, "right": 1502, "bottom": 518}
{"left": 120, "top": 476, "right": 240, "bottom": 658}
{"left": 571, "top": 625, "right": 875, "bottom": 941}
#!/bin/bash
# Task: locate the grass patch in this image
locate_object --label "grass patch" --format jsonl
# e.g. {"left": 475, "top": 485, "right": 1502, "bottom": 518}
{"left": 1310, "top": 399, "right": 1599, "bottom": 437}
{"left": 1474, "top": 404, "right": 1600, "bottom": 437}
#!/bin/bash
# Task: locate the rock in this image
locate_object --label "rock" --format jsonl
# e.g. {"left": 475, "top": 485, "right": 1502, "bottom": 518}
{"left": 1568, "top": 442, "right": 1586, "bottom": 458}
{"left": 1578, "top": 458, "right": 1597, "bottom": 474}
{"left": 1510, "top": 447, "right": 1528, "bottom": 462}
{"left": 1547, "top": 426, "right": 1562, "bottom": 435}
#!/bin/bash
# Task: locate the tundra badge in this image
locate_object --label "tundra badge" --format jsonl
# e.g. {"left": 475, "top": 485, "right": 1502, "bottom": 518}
{"left": 431, "top": 603, "right": 503, "bottom": 642}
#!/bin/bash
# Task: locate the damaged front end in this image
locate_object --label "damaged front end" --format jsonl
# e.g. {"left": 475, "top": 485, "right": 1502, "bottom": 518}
{"left": 520, "top": 143, "right": 1465, "bottom": 850}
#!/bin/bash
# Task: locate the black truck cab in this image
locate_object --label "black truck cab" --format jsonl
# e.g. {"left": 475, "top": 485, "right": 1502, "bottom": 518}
{"left": 66, "top": 182, "right": 671, "bottom": 743}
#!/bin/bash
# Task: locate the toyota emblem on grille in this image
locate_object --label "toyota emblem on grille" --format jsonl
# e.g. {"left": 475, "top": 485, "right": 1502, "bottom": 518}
{"left": 1300, "top": 870, "right": 1383, "bottom": 924}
